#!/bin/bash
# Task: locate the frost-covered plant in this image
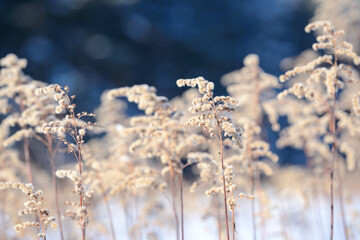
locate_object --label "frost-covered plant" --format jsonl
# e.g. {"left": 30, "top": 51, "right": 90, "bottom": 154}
{"left": 222, "top": 54, "right": 280, "bottom": 125}
{"left": 0, "top": 54, "right": 57, "bottom": 184}
{"left": 0, "top": 182, "right": 57, "bottom": 239}
{"left": 80, "top": 91, "right": 129, "bottom": 240}
{"left": 0, "top": 54, "right": 66, "bottom": 239}
{"left": 35, "top": 84, "right": 96, "bottom": 240}
{"left": 311, "top": 0, "right": 360, "bottom": 54}
{"left": 89, "top": 91, "right": 165, "bottom": 195}
{"left": 0, "top": 124, "right": 29, "bottom": 236}
{"left": 108, "top": 84, "right": 206, "bottom": 240}
{"left": 0, "top": 124, "right": 26, "bottom": 183}
{"left": 275, "top": 21, "right": 360, "bottom": 240}
{"left": 83, "top": 138, "right": 165, "bottom": 240}
{"left": 222, "top": 54, "right": 279, "bottom": 239}
{"left": 177, "top": 76, "right": 243, "bottom": 240}
{"left": 55, "top": 169, "right": 92, "bottom": 231}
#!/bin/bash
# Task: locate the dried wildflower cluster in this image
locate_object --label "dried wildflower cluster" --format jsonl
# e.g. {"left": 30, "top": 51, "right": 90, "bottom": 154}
{"left": 2, "top": 19, "right": 360, "bottom": 240}
{"left": 268, "top": 21, "right": 360, "bottom": 240}
{"left": 0, "top": 54, "right": 68, "bottom": 239}
{"left": 35, "top": 83, "right": 96, "bottom": 161}
{"left": 55, "top": 170, "right": 91, "bottom": 228}
{"left": 273, "top": 21, "right": 360, "bottom": 171}
{"left": 187, "top": 151, "right": 247, "bottom": 212}
{"left": 81, "top": 92, "right": 132, "bottom": 196}
{"left": 312, "top": 0, "right": 360, "bottom": 53}
{"left": 177, "top": 77, "right": 247, "bottom": 240}
{"left": 222, "top": 54, "right": 280, "bottom": 124}
{"left": 220, "top": 54, "right": 279, "bottom": 238}
{"left": 177, "top": 77, "right": 242, "bottom": 147}
{"left": 35, "top": 84, "right": 95, "bottom": 141}
{"left": 239, "top": 122, "right": 278, "bottom": 173}
{"left": 108, "top": 84, "right": 195, "bottom": 175}
{"left": 0, "top": 54, "right": 56, "bottom": 134}
{"left": 108, "top": 84, "right": 212, "bottom": 240}
{"left": 220, "top": 54, "right": 279, "bottom": 180}
{"left": 0, "top": 182, "right": 56, "bottom": 239}
{"left": 35, "top": 84, "right": 96, "bottom": 239}
{"left": 0, "top": 54, "right": 58, "bottom": 184}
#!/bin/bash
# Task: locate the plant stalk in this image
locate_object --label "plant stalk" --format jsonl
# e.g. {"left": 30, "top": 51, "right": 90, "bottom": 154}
{"left": 179, "top": 174, "right": 184, "bottom": 240}
{"left": 23, "top": 137, "right": 33, "bottom": 184}
{"left": 99, "top": 179, "right": 116, "bottom": 240}
{"left": 47, "top": 136, "right": 64, "bottom": 240}
{"left": 216, "top": 121, "right": 230, "bottom": 240}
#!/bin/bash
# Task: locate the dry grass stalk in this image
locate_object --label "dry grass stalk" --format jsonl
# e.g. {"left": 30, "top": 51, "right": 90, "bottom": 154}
{"left": 222, "top": 54, "right": 279, "bottom": 239}
{"left": 108, "top": 84, "right": 198, "bottom": 240}
{"left": 277, "top": 20, "right": 360, "bottom": 240}
{"left": 36, "top": 84, "right": 97, "bottom": 240}
{"left": 177, "top": 77, "right": 244, "bottom": 240}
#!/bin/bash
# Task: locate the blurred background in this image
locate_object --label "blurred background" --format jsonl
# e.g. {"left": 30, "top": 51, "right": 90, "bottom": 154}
{"left": 0, "top": 0, "right": 314, "bottom": 109}
{"left": 0, "top": 0, "right": 316, "bottom": 165}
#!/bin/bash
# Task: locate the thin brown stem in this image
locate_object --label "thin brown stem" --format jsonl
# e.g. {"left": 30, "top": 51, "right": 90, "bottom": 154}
{"left": 255, "top": 169, "right": 266, "bottom": 240}
{"left": 170, "top": 172, "right": 180, "bottom": 240}
{"left": 329, "top": 93, "right": 336, "bottom": 240}
{"left": 47, "top": 136, "right": 64, "bottom": 240}
{"left": 0, "top": 190, "right": 7, "bottom": 240}
{"left": 330, "top": 128, "right": 335, "bottom": 240}
{"left": 210, "top": 98, "right": 230, "bottom": 240}
{"left": 179, "top": 174, "right": 184, "bottom": 240}
{"left": 99, "top": 179, "right": 116, "bottom": 240}
{"left": 250, "top": 165, "right": 256, "bottom": 240}
{"left": 330, "top": 35, "right": 338, "bottom": 240}
{"left": 72, "top": 115, "right": 85, "bottom": 240}
{"left": 161, "top": 153, "right": 179, "bottom": 240}
{"left": 161, "top": 119, "right": 180, "bottom": 240}
{"left": 216, "top": 196, "right": 222, "bottom": 240}
{"left": 231, "top": 200, "right": 235, "bottom": 240}
{"left": 38, "top": 211, "right": 47, "bottom": 239}
{"left": 336, "top": 167, "right": 349, "bottom": 239}
{"left": 247, "top": 132, "right": 257, "bottom": 240}
{"left": 215, "top": 120, "right": 230, "bottom": 240}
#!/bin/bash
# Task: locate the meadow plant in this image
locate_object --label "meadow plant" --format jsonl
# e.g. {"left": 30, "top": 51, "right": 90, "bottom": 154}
{"left": 312, "top": 0, "right": 360, "bottom": 53}
{"left": 177, "top": 76, "right": 243, "bottom": 240}
{"left": 0, "top": 53, "right": 67, "bottom": 239}
{"left": 108, "top": 84, "right": 208, "bottom": 240}
{"left": 86, "top": 91, "right": 172, "bottom": 239}
{"left": 275, "top": 21, "right": 360, "bottom": 240}
{"left": 35, "top": 84, "right": 96, "bottom": 240}
{"left": 222, "top": 54, "right": 280, "bottom": 125}
{"left": 222, "top": 54, "right": 279, "bottom": 239}
{"left": 0, "top": 124, "right": 29, "bottom": 238}
{"left": 79, "top": 92, "right": 129, "bottom": 240}
{"left": 0, "top": 54, "right": 53, "bottom": 184}
{"left": 0, "top": 182, "right": 56, "bottom": 239}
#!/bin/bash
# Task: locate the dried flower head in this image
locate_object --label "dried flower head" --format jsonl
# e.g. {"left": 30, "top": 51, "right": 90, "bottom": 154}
{"left": 35, "top": 84, "right": 96, "bottom": 237}
{"left": 274, "top": 21, "right": 360, "bottom": 171}
{"left": 177, "top": 77, "right": 242, "bottom": 148}
{"left": 0, "top": 182, "right": 56, "bottom": 239}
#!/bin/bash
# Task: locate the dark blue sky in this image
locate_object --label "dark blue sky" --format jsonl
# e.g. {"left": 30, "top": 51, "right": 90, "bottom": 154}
{"left": 0, "top": 0, "right": 314, "bottom": 112}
